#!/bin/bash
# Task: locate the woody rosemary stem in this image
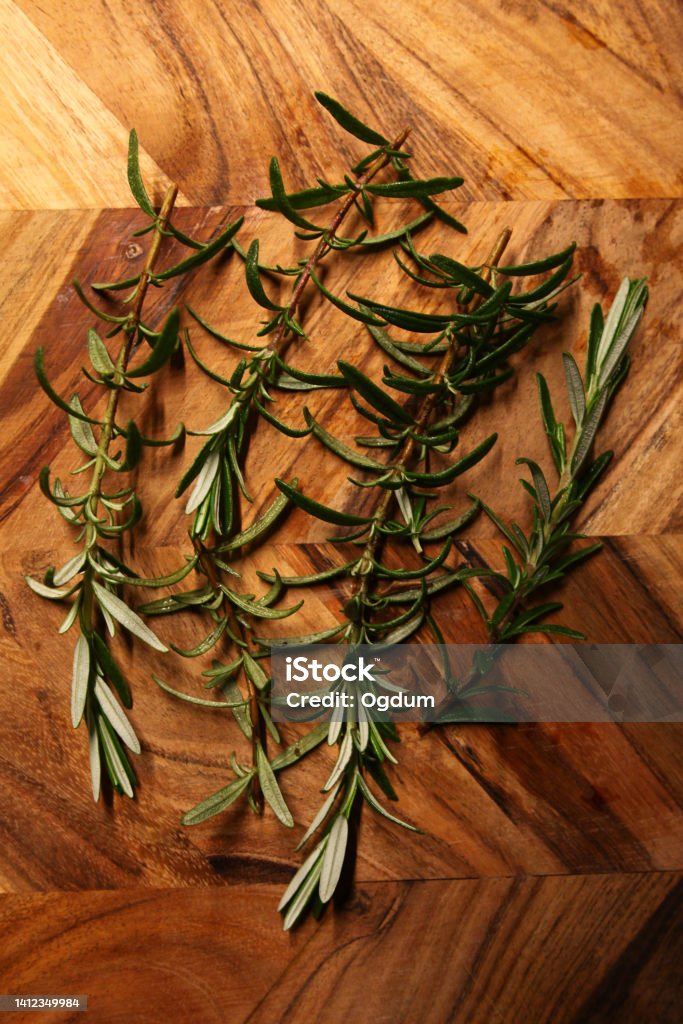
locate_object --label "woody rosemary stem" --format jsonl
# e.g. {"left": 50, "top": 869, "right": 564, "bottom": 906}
{"left": 204, "top": 127, "right": 412, "bottom": 412}
{"left": 267, "top": 127, "right": 411, "bottom": 359}
{"left": 86, "top": 184, "right": 179, "bottom": 533}
{"left": 349, "top": 229, "right": 512, "bottom": 645}
{"left": 81, "top": 184, "right": 178, "bottom": 633}
{"left": 192, "top": 535, "right": 265, "bottom": 810}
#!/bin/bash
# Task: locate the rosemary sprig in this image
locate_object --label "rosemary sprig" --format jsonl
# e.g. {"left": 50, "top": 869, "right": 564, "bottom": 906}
{"left": 273, "top": 231, "right": 580, "bottom": 926}
{"left": 177, "top": 92, "right": 465, "bottom": 543}
{"left": 342, "top": 229, "right": 514, "bottom": 646}
{"left": 26, "top": 136, "right": 241, "bottom": 800}
{"left": 146, "top": 94, "right": 468, "bottom": 824}
{"left": 431, "top": 276, "right": 649, "bottom": 721}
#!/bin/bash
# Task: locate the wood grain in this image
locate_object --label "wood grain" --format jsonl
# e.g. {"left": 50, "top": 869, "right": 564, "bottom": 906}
{"left": 1, "top": 0, "right": 681, "bottom": 208}
{"left": 0, "top": 210, "right": 97, "bottom": 388}
{"left": 1, "top": 874, "right": 681, "bottom": 1023}
{"left": 0, "top": 1, "right": 187, "bottom": 210}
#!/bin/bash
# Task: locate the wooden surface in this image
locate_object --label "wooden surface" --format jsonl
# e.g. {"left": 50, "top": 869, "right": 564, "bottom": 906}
{"left": 3, "top": 0, "right": 682, "bottom": 207}
{"left": 2, "top": 874, "right": 682, "bottom": 1023}
{"left": 1, "top": 2, "right": 682, "bottom": 1022}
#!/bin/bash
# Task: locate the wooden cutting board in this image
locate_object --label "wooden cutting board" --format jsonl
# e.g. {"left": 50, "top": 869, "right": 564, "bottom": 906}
{"left": 0, "top": 2, "right": 681, "bottom": 1022}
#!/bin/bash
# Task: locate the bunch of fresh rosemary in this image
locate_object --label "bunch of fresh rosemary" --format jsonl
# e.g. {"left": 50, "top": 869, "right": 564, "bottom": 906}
{"left": 26, "top": 93, "right": 647, "bottom": 932}
{"left": 141, "top": 92, "right": 470, "bottom": 820}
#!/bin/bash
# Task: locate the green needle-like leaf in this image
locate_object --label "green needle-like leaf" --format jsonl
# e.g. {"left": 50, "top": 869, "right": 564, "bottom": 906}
{"left": 571, "top": 391, "right": 608, "bottom": 475}
{"left": 94, "top": 676, "right": 140, "bottom": 753}
{"left": 257, "top": 180, "right": 348, "bottom": 211}
{"left": 182, "top": 774, "right": 253, "bottom": 826}
{"left": 243, "top": 651, "right": 269, "bottom": 690}
{"left": 365, "top": 176, "right": 463, "bottom": 198}
{"left": 52, "top": 550, "right": 87, "bottom": 587}
{"left": 154, "top": 218, "right": 244, "bottom": 281}
{"left": 278, "top": 844, "right": 325, "bottom": 914}
{"left": 92, "top": 581, "right": 168, "bottom": 652}
{"left": 153, "top": 675, "right": 247, "bottom": 708}
{"left": 256, "top": 623, "right": 347, "bottom": 647}
{"left": 408, "top": 433, "right": 497, "bottom": 485}
{"left": 275, "top": 478, "right": 373, "bottom": 526}
{"left": 357, "top": 775, "right": 418, "bottom": 831}
{"left": 426, "top": 254, "right": 493, "bottom": 296}
{"left": 171, "top": 616, "right": 228, "bottom": 658}
{"left": 93, "top": 632, "right": 132, "bottom": 708}
{"left": 256, "top": 742, "right": 294, "bottom": 828}
{"left": 561, "top": 353, "right": 586, "bottom": 426}
{"left": 87, "top": 329, "right": 116, "bottom": 376}
{"left": 337, "top": 361, "right": 413, "bottom": 425}
{"left": 495, "top": 242, "right": 576, "bottom": 277}
{"left": 120, "top": 420, "right": 143, "bottom": 471}
{"left": 71, "top": 634, "right": 90, "bottom": 728}
{"left": 516, "top": 457, "right": 552, "bottom": 521}
{"left": 270, "top": 724, "right": 329, "bottom": 771}
{"left": 319, "top": 815, "right": 348, "bottom": 902}
{"left": 267, "top": 157, "right": 324, "bottom": 231}
{"left": 245, "top": 239, "right": 284, "bottom": 311}
{"left": 309, "top": 269, "right": 384, "bottom": 325}
{"left": 304, "top": 410, "right": 387, "bottom": 470}
{"left": 358, "top": 212, "right": 433, "bottom": 248}
{"left": 127, "top": 129, "right": 155, "bottom": 216}
{"left": 25, "top": 576, "right": 77, "bottom": 600}
{"left": 223, "top": 585, "right": 304, "bottom": 620}
{"left": 314, "top": 91, "right": 389, "bottom": 146}
{"left": 216, "top": 487, "right": 293, "bottom": 552}
{"left": 126, "top": 307, "right": 180, "bottom": 378}
{"left": 35, "top": 349, "right": 102, "bottom": 425}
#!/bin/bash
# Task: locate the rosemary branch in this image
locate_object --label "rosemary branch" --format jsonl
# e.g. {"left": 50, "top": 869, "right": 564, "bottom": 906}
{"left": 427, "top": 276, "right": 649, "bottom": 723}
{"left": 187, "top": 128, "right": 411, "bottom": 786}
{"left": 27, "top": 135, "right": 240, "bottom": 800}
{"left": 86, "top": 184, "right": 178, "bottom": 536}
{"left": 347, "top": 229, "right": 512, "bottom": 644}
{"left": 272, "top": 228, "right": 580, "bottom": 928}
{"left": 180, "top": 124, "right": 414, "bottom": 539}
{"left": 79, "top": 183, "right": 178, "bottom": 652}
{"left": 266, "top": 127, "right": 410, "bottom": 356}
